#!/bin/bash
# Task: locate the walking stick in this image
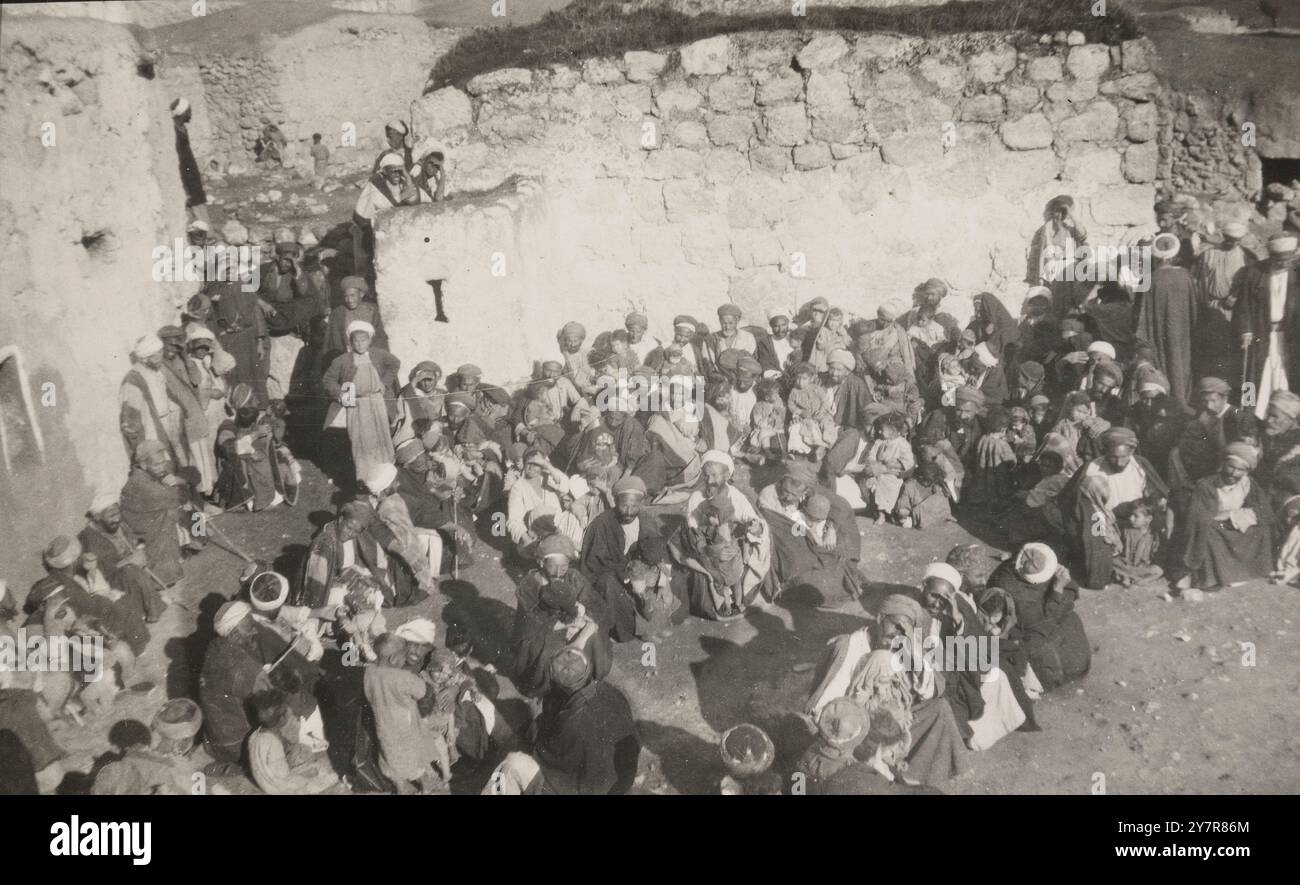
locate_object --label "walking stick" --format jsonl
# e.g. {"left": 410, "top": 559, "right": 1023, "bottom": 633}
{"left": 204, "top": 517, "right": 256, "bottom": 564}
{"left": 1240, "top": 337, "right": 1252, "bottom": 407}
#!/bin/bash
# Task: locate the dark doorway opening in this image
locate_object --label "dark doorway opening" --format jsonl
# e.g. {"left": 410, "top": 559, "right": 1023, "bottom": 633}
{"left": 1261, "top": 156, "right": 1300, "bottom": 193}
{"left": 426, "top": 279, "right": 449, "bottom": 323}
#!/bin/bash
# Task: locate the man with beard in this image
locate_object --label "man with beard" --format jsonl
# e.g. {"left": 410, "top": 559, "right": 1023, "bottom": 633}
{"left": 1233, "top": 234, "right": 1300, "bottom": 418}
{"left": 324, "top": 276, "right": 388, "bottom": 368}
{"left": 1258, "top": 390, "right": 1300, "bottom": 504}
{"left": 78, "top": 493, "right": 167, "bottom": 624}
{"left": 1085, "top": 360, "right": 1128, "bottom": 426}
{"left": 557, "top": 321, "right": 596, "bottom": 396}
{"left": 648, "top": 315, "right": 706, "bottom": 375}
{"left": 622, "top": 312, "right": 656, "bottom": 365}
{"left": 823, "top": 349, "right": 872, "bottom": 430}
{"left": 709, "top": 304, "right": 757, "bottom": 364}
{"left": 119, "top": 440, "right": 197, "bottom": 589}
{"left": 353, "top": 151, "right": 424, "bottom": 275}
{"left": 119, "top": 334, "right": 185, "bottom": 467}
{"left": 157, "top": 324, "right": 209, "bottom": 488}
{"left": 579, "top": 477, "right": 668, "bottom": 642}
{"left": 395, "top": 361, "right": 445, "bottom": 447}
{"left": 918, "top": 386, "right": 985, "bottom": 477}
{"left": 393, "top": 438, "right": 476, "bottom": 554}
{"left": 1170, "top": 377, "right": 1257, "bottom": 492}
{"left": 449, "top": 363, "right": 513, "bottom": 427}
{"left": 769, "top": 313, "right": 794, "bottom": 368}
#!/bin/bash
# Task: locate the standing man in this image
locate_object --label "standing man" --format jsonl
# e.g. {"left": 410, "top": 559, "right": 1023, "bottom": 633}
{"left": 769, "top": 313, "right": 794, "bottom": 368}
{"left": 1194, "top": 221, "right": 1256, "bottom": 384}
{"left": 1233, "top": 234, "right": 1300, "bottom": 418}
{"left": 1137, "top": 233, "right": 1198, "bottom": 407}
{"left": 119, "top": 334, "right": 184, "bottom": 467}
{"left": 170, "top": 98, "right": 207, "bottom": 225}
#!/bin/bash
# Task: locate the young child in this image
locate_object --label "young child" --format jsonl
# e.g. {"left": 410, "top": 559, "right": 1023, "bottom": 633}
{"left": 746, "top": 377, "right": 786, "bottom": 464}
{"left": 894, "top": 460, "right": 953, "bottom": 529}
{"left": 1112, "top": 500, "right": 1164, "bottom": 587}
{"left": 247, "top": 689, "right": 339, "bottom": 795}
{"left": 1052, "top": 391, "right": 1092, "bottom": 454}
{"left": 697, "top": 497, "right": 747, "bottom": 616}
{"left": 936, "top": 353, "right": 968, "bottom": 407}
{"left": 786, "top": 361, "right": 838, "bottom": 457}
{"left": 626, "top": 558, "right": 679, "bottom": 640}
{"left": 1007, "top": 406, "right": 1037, "bottom": 463}
{"left": 336, "top": 568, "right": 388, "bottom": 662}
{"left": 811, "top": 308, "right": 853, "bottom": 373}
{"left": 363, "top": 633, "right": 449, "bottom": 794}
{"left": 1271, "top": 494, "right": 1300, "bottom": 586}
{"left": 416, "top": 649, "right": 461, "bottom": 782}
{"left": 518, "top": 383, "right": 558, "bottom": 446}
{"left": 860, "top": 413, "right": 914, "bottom": 524}
{"left": 877, "top": 358, "right": 922, "bottom": 425}
{"left": 606, "top": 330, "right": 639, "bottom": 372}
{"left": 310, "top": 133, "right": 330, "bottom": 189}
{"left": 917, "top": 427, "right": 965, "bottom": 504}
{"left": 971, "top": 406, "right": 1017, "bottom": 511}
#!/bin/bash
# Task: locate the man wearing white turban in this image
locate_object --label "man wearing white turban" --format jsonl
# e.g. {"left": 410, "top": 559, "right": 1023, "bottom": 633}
{"left": 119, "top": 334, "right": 184, "bottom": 465}
{"left": 321, "top": 317, "right": 401, "bottom": 485}
{"left": 1233, "top": 234, "right": 1300, "bottom": 418}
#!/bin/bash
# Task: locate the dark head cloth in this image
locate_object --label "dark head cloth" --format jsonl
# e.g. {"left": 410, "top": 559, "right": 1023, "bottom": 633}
{"left": 549, "top": 648, "right": 592, "bottom": 692}
{"left": 736, "top": 355, "right": 762, "bottom": 376}
{"left": 672, "top": 314, "right": 697, "bottom": 329}
{"left": 717, "top": 304, "right": 742, "bottom": 319}
{"left": 340, "top": 276, "right": 368, "bottom": 293}
{"left": 560, "top": 321, "right": 586, "bottom": 338}
{"left": 157, "top": 325, "right": 185, "bottom": 342}
{"left": 538, "top": 533, "right": 577, "bottom": 561}
{"left": 340, "top": 500, "right": 376, "bottom": 527}
{"left": 395, "top": 437, "right": 425, "bottom": 465}
{"left": 1064, "top": 390, "right": 1091, "bottom": 410}
{"left": 1197, "top": 377, "right": 1231, "bottom": 396}
{"left": 456, "top": 364, "right": 482, "bottom": 379}
{"left": 1017, "top": 360, "right": 1045, "bottom": 386}
{"left": 625, "top": 312, "right": 648, "bottom": 329}
{"left": 1100, "top": 426, "right": 1138, "bottom": 453}
{"left": 954, "top": 387, "right": 984, "bottom": 407}
{"left": 612, "top": 476, "right": 647, "bottom": 498}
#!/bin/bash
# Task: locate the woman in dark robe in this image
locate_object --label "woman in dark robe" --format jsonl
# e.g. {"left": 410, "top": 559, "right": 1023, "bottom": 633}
{"left": 968, "top": 292, "right": 1020, "bottom": 365}
{"left": 1178, "top": 444, "right": 1273, "bottom": 591}
{"left": 1084, "top": 281, "right": 1137, "bottom": 364}
{"left": 1136, "top": 234, "right": 1198, "bottom": 408}
{"left": 1060, "top": 427, "right": 1170, "bottom": 589}
{"left": 986, "top": 543, "right": 1091, "bottom": 692}
{"left": 1009, "top": 360, "right": 1046, "bottom": 408}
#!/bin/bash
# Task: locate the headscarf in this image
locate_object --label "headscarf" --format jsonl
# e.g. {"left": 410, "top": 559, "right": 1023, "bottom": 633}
{"left": 701, "top": 449, "right": 735, "bottom": 475}
{"left": 1017, "top": 360, "right": 1045, "bottom": 392}
{"left": 1268, "top": 391, "right": 1300, "bottom": 421}
{"left": 132, "top": 334, "right": 164, "bottom": 359}
{"left": 877, "top": 593, "right": 924, "bottom": 628}
{"left": 346, "top": 320, "right": 375, "bottom": 340}
{"left": 1223, "top": 442, "right": 1258, "bottom": 470}
{"left": 43, "top": 536, "right": 81, "bottom": 570}
{"left": 1099, "top": 426, "right": 1138, "bottom": 453}
{"left": 214, "top": 600, "right": 251, "bottom": 637}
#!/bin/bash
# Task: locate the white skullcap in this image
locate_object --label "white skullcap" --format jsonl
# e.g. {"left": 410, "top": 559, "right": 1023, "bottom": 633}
{"left": 363, "top": 462, "right": 398, "bottom": 494}
{"left": 248, "top": 572, "right": 289, "bottom": 612}
{"left": 973, "top": 342, "right": 998, "bottom": 368}
{"left": 923, "top": 562, "right": 963, "bottom": 592}
{"left": 394, "top": 618, "right": 438, "bottom": 645}
{"left": 170, "top": 98, "right": 190, "bottom": 117}
{"left": 132, "top": 333, "right": 164, "bottom": 359}
{"left": 1152, "top": 233, "right": 1181, "bottom": 259}
{"left": 1015, "top": 542, "right": 1058, "bottom": 585}
{"left": 377, "top": 152, "right": 405, "bottom": 170}
{"left": 214, "top": 600, "right": 251, "bottom": 637}
{"left": 826, "top": 349, "right": 856, "bottom": 370}
{"left": 186, "top": 325, "right": 215, "bottom": 343}
{"left": 346, "top": 320, "right": 375, "bottom": 339}
{"left": 1087, "top": 341, "right": 1116, "bottom": 360}
{"left": 701, "top": 450, "right": 735, "bottom": 473}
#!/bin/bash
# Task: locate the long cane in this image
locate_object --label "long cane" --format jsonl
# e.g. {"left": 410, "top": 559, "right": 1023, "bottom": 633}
{"left": 1240, "top": 338, "right": 1252, "bottom": 408}
{"left": 204, "top": 517, "right": 256, "bottom": 565}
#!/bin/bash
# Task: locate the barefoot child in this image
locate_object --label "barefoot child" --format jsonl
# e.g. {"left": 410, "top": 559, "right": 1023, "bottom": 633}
{"left": 860, "top": 413, "right": 913, "bottom": 523}
{"left": 746, "top": 377, "right": 786, "bottom": 464}
{"left": 786, "top": 362, "right": 838, "bottom": 457}
{"left": 1112, "top": 500, "right": 1163, "bottom": 587}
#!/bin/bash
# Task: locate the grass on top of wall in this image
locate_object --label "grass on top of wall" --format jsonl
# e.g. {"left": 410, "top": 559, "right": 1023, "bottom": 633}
{"left": 427, "top": 0, "right": 1141, "bottom": 91}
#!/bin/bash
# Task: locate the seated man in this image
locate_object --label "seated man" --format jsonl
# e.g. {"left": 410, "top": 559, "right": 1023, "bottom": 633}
{"left": 78, "top": 493, "right": 167, "bottom": 624}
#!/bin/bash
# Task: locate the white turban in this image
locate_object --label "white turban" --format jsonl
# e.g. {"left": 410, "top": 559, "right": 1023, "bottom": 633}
{"left": 186, "top": 326, "right": 215, "bottom": 343}
{"left": 1087, "top": 341, "right": 1116, "bottom": 360}
{"left": 214, "top": 600, "right": 251, "bottom": 637}
{"left": 386, "top": 119, "right": 409, "bottom": 135}
{"left": 1152, "top": 233, "right": 1181, "bottom": 260}
{"left": 132, "top": 333, "right": 164, "bottom": 359}
{"left": 363, "top": 462, "right": 397, "bottom": 494}
{"left": 346, "top": 320, "right": 375, "bottom": 339}
{"left": 701, "top": 450, "right": 735, "bottom": 474}
{"left": 1015, "top": 543, "right": 1059, "bottom": 585}
{"left": 415, "top": 138, "right": 448, "bottom": 163}
{"left": 923, "top": 562, "right": 963, "bottom": 592}
{"left": 377, "top": 152, "right": 404, "bottom": 170}
{"left": 1267, "top": 235, "right": 1298, "bottom": 255}
{"left": 394, "top": 618, "right": 438, "bottom": 645}
{"left": 170, "top": 98, "right": 190, "bottom": 117}
{"left": 187, "top": 219, "right": 210, "bottom": 233}
{"left": 248, "top": 572, "right": 289, "bottom": 612}
{"left": 89, "top": 492, "right": 119, "bottom": 515}
{"left": 827, "top": 349, "right": 856, "bottom": 371}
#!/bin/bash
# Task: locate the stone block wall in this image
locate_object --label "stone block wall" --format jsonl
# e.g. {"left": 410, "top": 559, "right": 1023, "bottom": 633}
{"left": 1167, "top": 86, "right": 1300, "bottom": 201}
{"left": 161, "top": 13, "right": 466, "bottom": 170}
{"left": 382, "top": 29, "right": 1164, "bottom": 382}
{"left": 0, "top": 18, "right": 194, "bottom": 589}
